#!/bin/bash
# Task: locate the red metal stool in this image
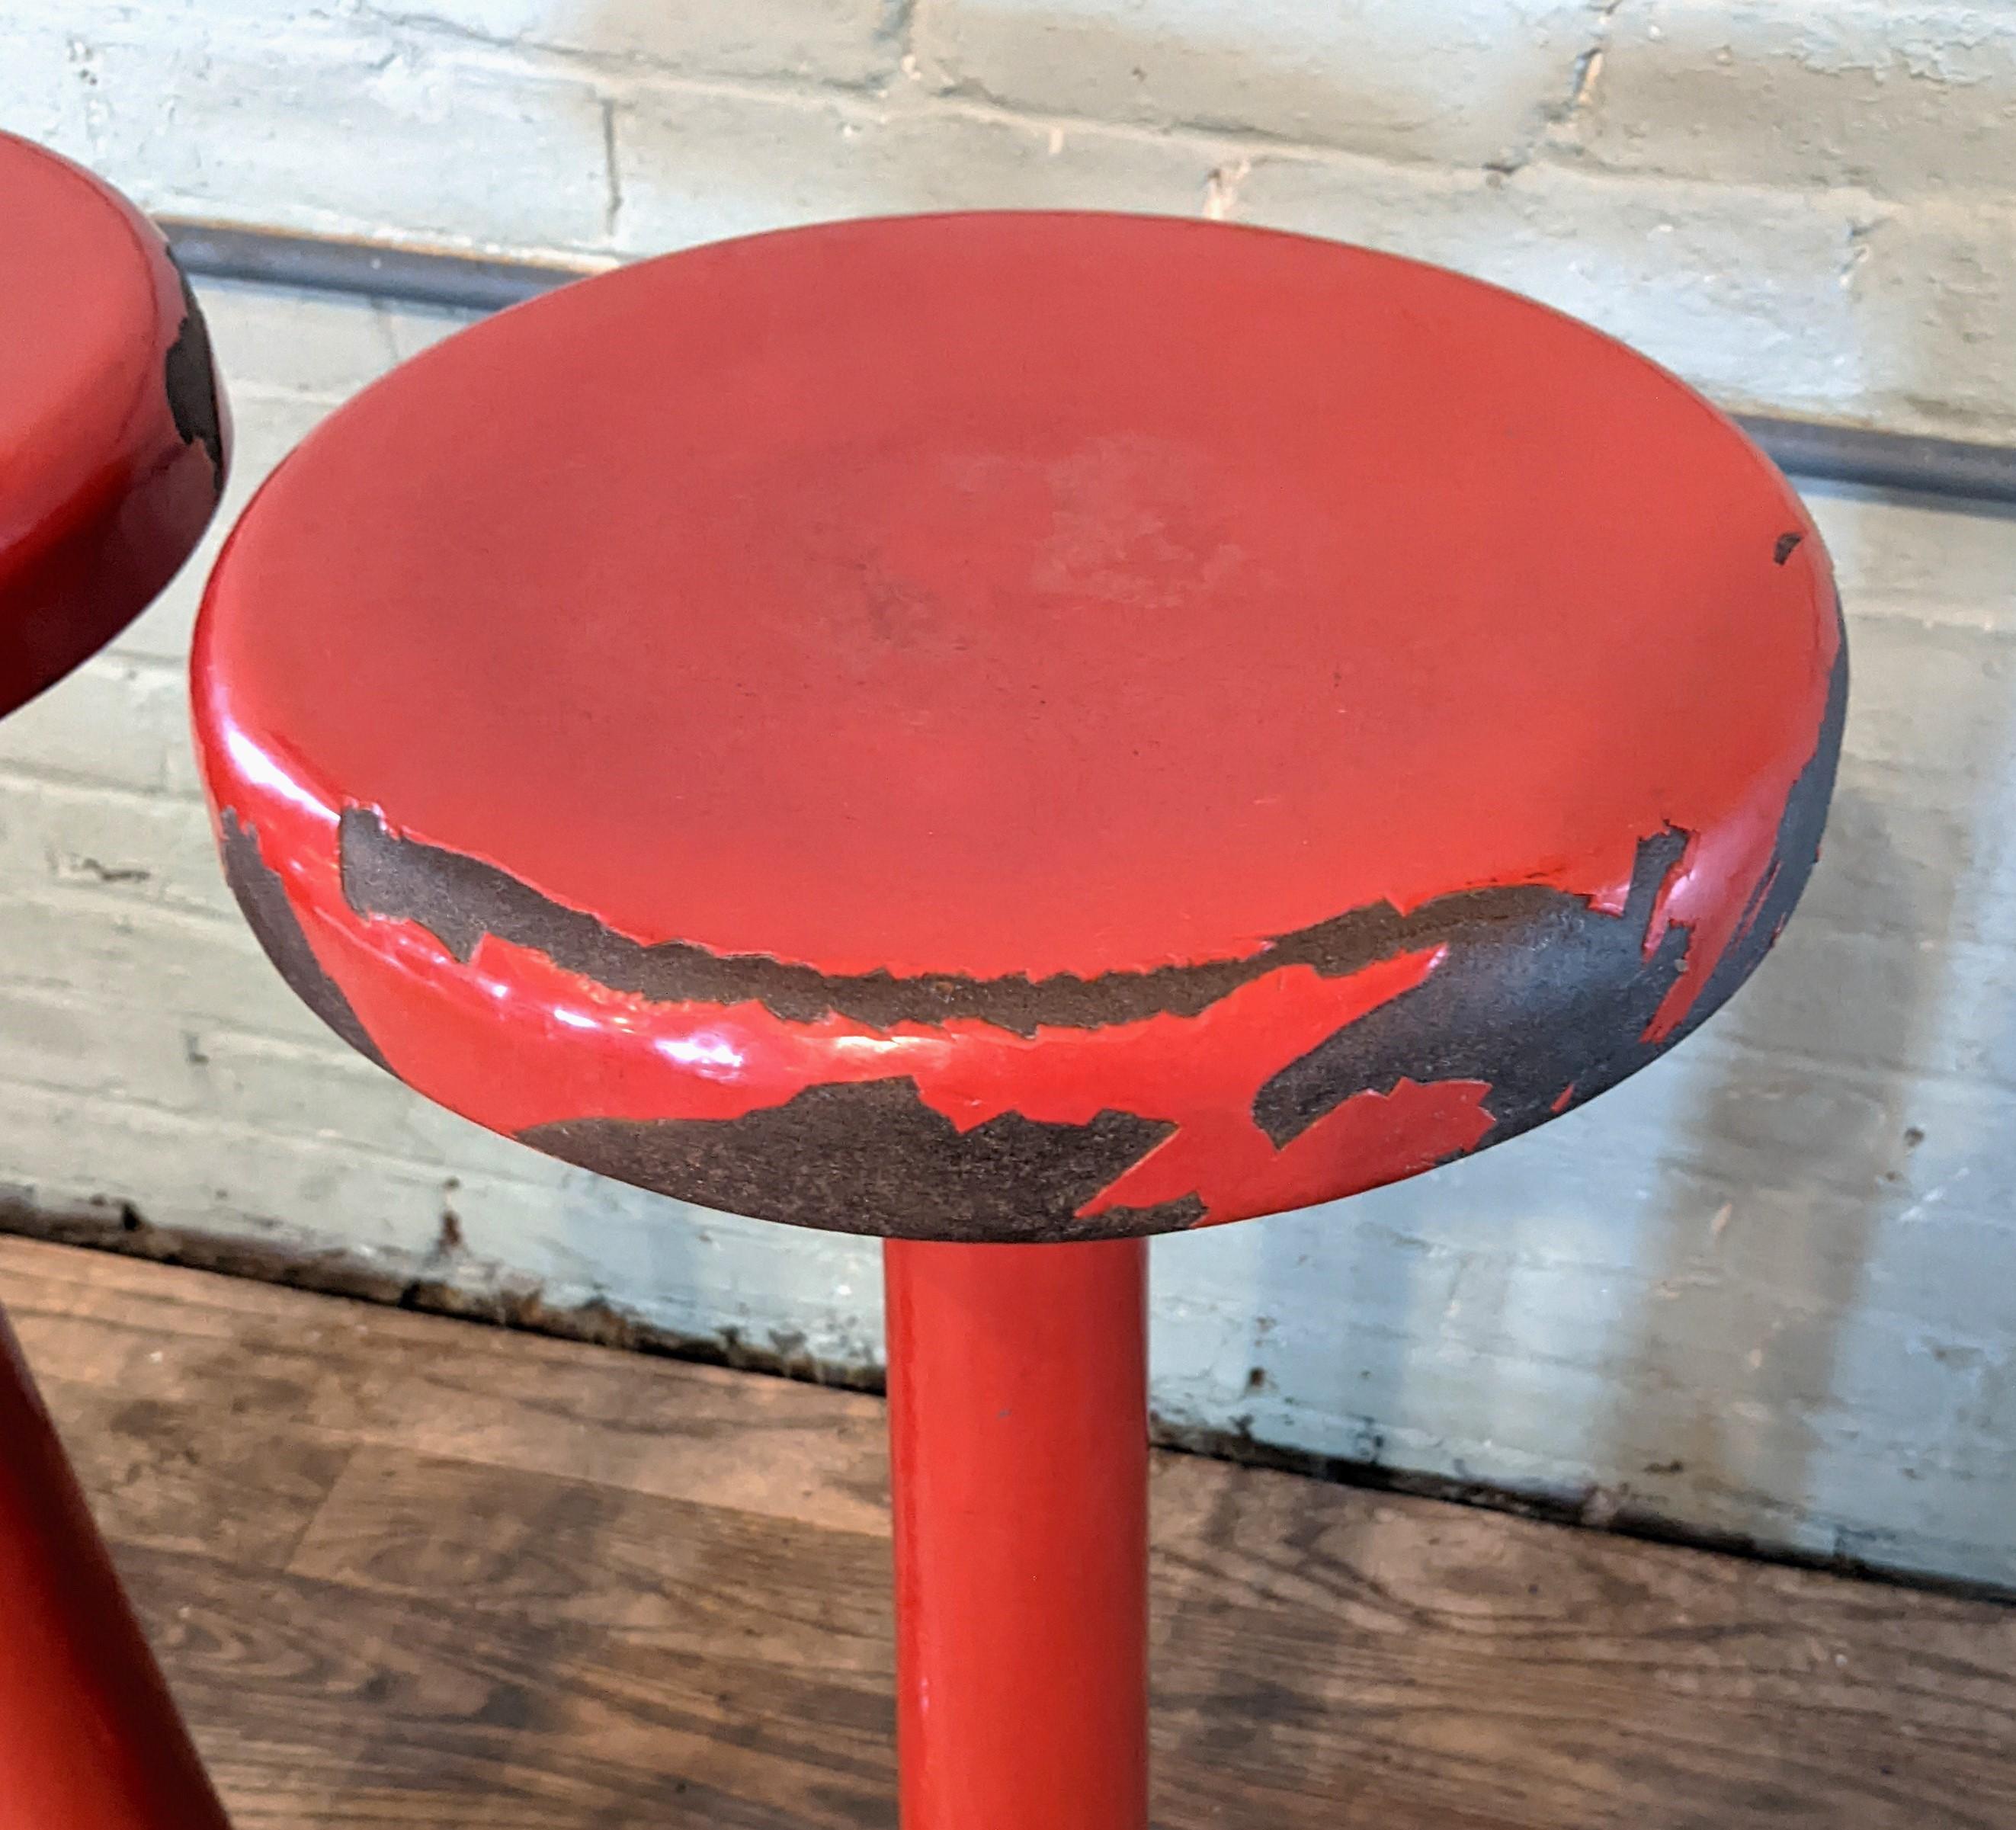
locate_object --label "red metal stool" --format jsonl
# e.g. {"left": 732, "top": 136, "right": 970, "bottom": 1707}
{"left": 193, "top": 213, "right": 1842, "bottom": 1827}
{"left": 0, "top": 132, "right": 231, "bottom": 1828}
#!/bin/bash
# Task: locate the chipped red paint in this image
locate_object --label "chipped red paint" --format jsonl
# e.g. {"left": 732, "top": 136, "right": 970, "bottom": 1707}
{"left": 1097, "top": 1074, "right": 1493, "bottom": 1226}
{"left": 0, "top": 132, "right": 228, "bottom": 716}
{"left": 199, "top": 216, "right": 1834, "bottom": 989}
{"left": 194, "top": 212, "right": 1839, "bottom": 1231}
{"left": 202, "top": 781, "right": 1480, "bottom": 1223}
{"left": 1641, "top": 805, "right": 1793, "bottom": 1041}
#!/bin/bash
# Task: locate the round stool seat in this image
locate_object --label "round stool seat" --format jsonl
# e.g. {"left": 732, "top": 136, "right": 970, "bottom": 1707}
{"left": 0, "top": 132, "right": 227, "bottom": 714}
{"left": 194, "top": 213, "right": 1843, "bottom": 1241}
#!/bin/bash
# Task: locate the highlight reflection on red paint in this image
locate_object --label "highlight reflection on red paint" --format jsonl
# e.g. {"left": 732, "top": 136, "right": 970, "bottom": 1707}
{"left": 0, "top": 133, "right": 229, "bottom": 718}
{"left": 209, "top": 790, "right": 1487, "bottom": 1224}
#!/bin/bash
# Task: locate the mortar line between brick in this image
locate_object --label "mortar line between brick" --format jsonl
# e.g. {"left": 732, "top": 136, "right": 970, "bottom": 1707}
{"left": 0, "top": 767, "right": 206, "bottom": 806}
{"left": 599, "top": 96, "right": 623, "bottom": 239}
{"left": 0, "top": 1070, "right": 610, "bottom": 1200}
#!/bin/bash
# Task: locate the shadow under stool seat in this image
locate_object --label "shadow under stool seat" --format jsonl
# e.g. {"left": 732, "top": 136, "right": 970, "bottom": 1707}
{"left": 193, "top": 211, "right": 1845, "bottom": 1829}
{"left": 0, "top": 130, "right": 232, "bottom": 1829}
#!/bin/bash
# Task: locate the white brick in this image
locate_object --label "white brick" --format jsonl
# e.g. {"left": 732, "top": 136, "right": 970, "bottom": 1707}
{"left": 0, "top": 974, "right": 434, "bottom": 1164}
{"left": 1712, "top": 925, "right": 2016, "bottom": 1091}
{"left": 380, "top": 0, "right": 899, "bottom": 88}
{"left": 9, "top": 5, "right": 611, "bottom": 256}
{"left": 0, "top": 14, "right": 98, "bottom": 148}
{"left": 1852, "top": 196, "right": 2016, "bottom": 437}
{"left": 913, "top": 0, "right": 1602, "bottom": 168}
{"left": 1836, "top": 614, "right": 2016, "bottom": 780}
{"left": 0, "top": 889, "right": 330, "bottom": 1053}
{"left": 1854, "top": 1216, "right": 2016, "bottom": 1364}
{"left": 1803, "top": 760, "right": 2016, "bottom": 957}
{"left": 0, "top": 979, "right": 266, "bottom": 1120}
{"left": 0, "top": 1076, "right": 537, "bottom": 1263}
{"left": 0, "top": 985, "right": 208, "bottom": 1112}
{"left": 610, "top": 83, "right": 1221, "bottom": 254}
{"left": 1809, "top": 487, "right": 2016, "bottom": 623}
{"left": 1159, "top": 1056, "right": 2016, "bottom": 1591}
{"left": 379, "top": 300, "right": 485, "bottom": 365}
{"left": 0, "top": 657, "right": 189, "bottom": 797}
{"left": 1582, "top": 1, "right": 2016, "bottom": 200}
{"left": 194, "top": 282, "right": 424, "bottom": 402}
{"left": 1235, "top": 154, "right": 1871, "bottom": 422}
{"left": 0, "top": 778, "right": 231, "bottom": 920}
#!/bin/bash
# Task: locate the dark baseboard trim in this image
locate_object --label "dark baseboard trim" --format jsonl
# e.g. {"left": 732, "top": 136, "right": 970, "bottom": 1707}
{"left": 0, "top": 1187, "right": 882, "bottom": 1392}
{"left": 159, "top": 216, "right": 2016, "bottom": 511}
{"left": 4, "top": 1191, "right": 2010, "bottom": 1605}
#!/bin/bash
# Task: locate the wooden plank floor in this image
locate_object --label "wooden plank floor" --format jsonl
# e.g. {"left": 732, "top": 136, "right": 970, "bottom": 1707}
{"left": 2, "top": 1235, "right": 2012, "bottom": 1829}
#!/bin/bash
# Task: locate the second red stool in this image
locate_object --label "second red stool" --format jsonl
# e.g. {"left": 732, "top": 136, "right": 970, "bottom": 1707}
{"left": 0, "top": 130, "right": 232, "bottom": 1830}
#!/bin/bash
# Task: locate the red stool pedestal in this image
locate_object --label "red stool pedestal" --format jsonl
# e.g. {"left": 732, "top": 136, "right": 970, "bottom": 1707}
{"left": 889, "top": 1239, "right": 1149, "bottom": 1828}
{"left": 193, "top": 213, "right": 1843, "bottom": 1824}
{"left": 1, "top": 131, "right": 231, "bottom": 1829}
{"left": 0, "top": 1316, "right": 233, "bottom": 1828}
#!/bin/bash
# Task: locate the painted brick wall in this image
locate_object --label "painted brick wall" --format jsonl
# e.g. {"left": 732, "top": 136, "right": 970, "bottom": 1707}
{"left": 3, "top": 2, "right": 2014, "bottom": 1588}
{"left": 11, "top": 1, "right": 2016, "bottom": 437}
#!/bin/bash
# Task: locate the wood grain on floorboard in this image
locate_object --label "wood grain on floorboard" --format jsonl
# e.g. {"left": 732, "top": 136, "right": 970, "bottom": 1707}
{"left": 1, "top": 1234, "right": 2010, "bottom": 1829}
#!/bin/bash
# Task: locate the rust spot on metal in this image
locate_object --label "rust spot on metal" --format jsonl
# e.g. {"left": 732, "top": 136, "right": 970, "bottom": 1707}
{"left": 1255, "top": 640, "right": 1843, "bottom": 1151}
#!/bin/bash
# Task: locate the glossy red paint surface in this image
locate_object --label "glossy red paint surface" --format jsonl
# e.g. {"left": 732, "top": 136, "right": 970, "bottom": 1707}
{"left": 0, "top": 132, "right": 228, "bottom": 715}
{"left": 886, "top": 1236, "right": 1149, "bottom": 1829}
{"left": 0, "top": 135, "right": 232, "bottom": 1830}
{"left": 0, "top": 1311, "right": 232, "bottom": 1830}
{"left": 194, "top": 213, "right": 1839, "bottom": 1230}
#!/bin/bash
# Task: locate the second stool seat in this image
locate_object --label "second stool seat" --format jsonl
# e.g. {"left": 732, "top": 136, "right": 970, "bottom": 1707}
{"left": 0, "top": 129, "right": 226, "bottom": 713}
